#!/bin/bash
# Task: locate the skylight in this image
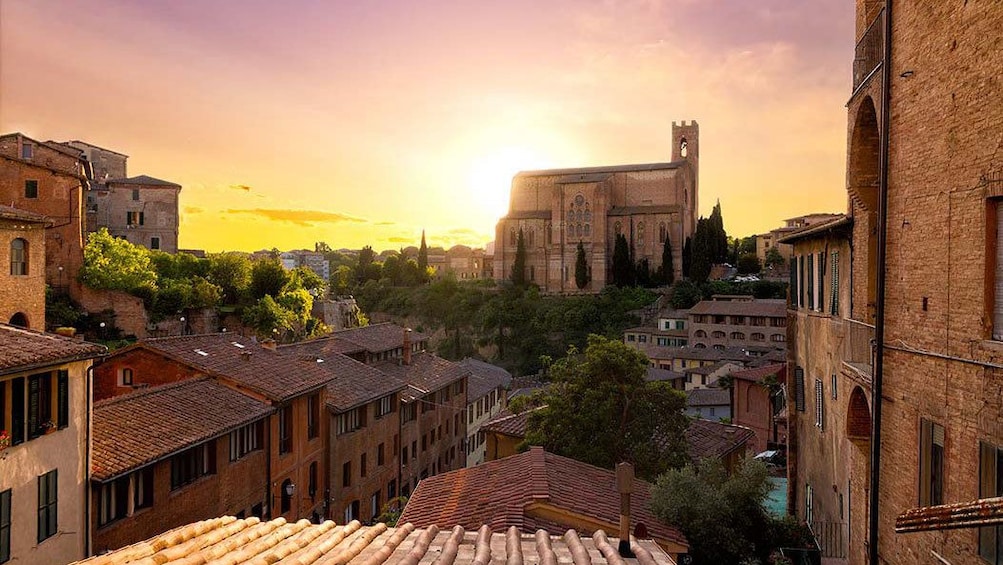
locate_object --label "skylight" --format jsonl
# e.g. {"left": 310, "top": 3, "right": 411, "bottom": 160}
{"left": 232, "top": 342, "right": 245, "bottom": 348}
{"left": 194, "top": 349, "right": 209, "bottom": 356}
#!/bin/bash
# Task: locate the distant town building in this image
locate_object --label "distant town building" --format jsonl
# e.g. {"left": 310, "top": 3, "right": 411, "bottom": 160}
{"left": 458, "top": 358, "right": 511, "bottom": 466}
{"left": 95, "top": 175, "right": 181, "bottom": 253}
{"left": 728, "top": 364, "right": 786, "bottom": 455}
{"left": 280, "top": 249, "right": 330, "bottom": 280}
{"left": 686, "top": 388, "right": 732, "bottom": 421}
{"left": 755, "top": 213, "right": 842, "bottom": 265}
{"left": 0, "top": 206, "right": 49, "bottom": 328}
{"left": 495, "top": 121, "right": 699, "bottom": 292}
{"left": 687, "top": 296, "right": 787, "bottom": 350}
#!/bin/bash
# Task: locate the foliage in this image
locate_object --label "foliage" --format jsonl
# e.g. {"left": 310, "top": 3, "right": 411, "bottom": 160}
{"left": 250, "top": 259, "right": 291, "bottom": 299}
{"left": 290, "top": 266, "right": 327, "bottom": 294}
{"left": 658, "top": 234, "right": 674, "bottom": 285}
{"left": 635, "top": 258, "right": 652, "bottom": 287}
{"left": 190, "top": 277, "right": 223, "bottom": 309}
{"left": 689, "top": 218, "right": 713, "bottom": 283}
{"left": 575, "top": 241, "right": 589, "bottom": 290}
{"left": 522, "top": 335, "right": 690, "bottom": 480}
{"left": 331, "top": 264, "right": 354, "bottom": 296}
{"left": 611, "top": 233, "right": 633, "bottom": 287}
{"left": 669, "top": 279, "right": 703, "bottom": 309}
{"left": 45, "top": 288, "right": 81, "bottom": 329}
{"left": 651, "top": 459, "right": 813, "bottom": 564}
{"left": 79, "top": 228, "right": 157, "bottom": 292}
{"left": 418, "top": 231, "right": 429, "bottom": 282}
{"left": 208, "top": 252, "right": 252, "bottom": 304}
{"left": 357, "top": 246, "right": 379, "bottom": 283}
{"left": 150, "top": 278, "right": 192, "bottom": 321}
{"left": 376, "top": 496, "right": 409, "bottom": 526}
{"left": 242, "top": 295, "right": 293, "bottom": 337}
{"left": 682, "top": 236, "right": 692, "bottom": 278}
{"left": 737, "top": 253, "right": 762, "bottom": 275}
{"left": 511, "top": 229, "right": 527, "bottom": 287}
{"left": 764, "top": 247, "right": 785, "bottom": 271}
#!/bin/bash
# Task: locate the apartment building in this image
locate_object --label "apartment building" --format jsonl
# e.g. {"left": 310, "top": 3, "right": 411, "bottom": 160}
{"left": 0, "top": 206, "right": 49, "bottom": 329}
{"left": 688, "top": 296, "right": 787, "bottom": 350}
{"left": 458, "top": 358, "right": 511, "bottom": 466}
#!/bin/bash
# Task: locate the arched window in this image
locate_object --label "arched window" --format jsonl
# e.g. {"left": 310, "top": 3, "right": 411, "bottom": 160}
{"left": 659, "top": 223, "right": 667, "bottom": 244}
{"left": 584, "top": 206, "right": 592, "bottom": 222}
{"left": 10, "top": 238, "right": 27, "bottom": 275}
{"left": 528, "top": 228, "right": 535, "bottom": 247}
{"left": 731, "top": 332, "right": 745, "bottom": 340}
{"left": 637, "top": 223, "right": 645, "bottom": 246}
{"left": 576, "top": 224, "right": 583, "bottom": 237}
{"left": 712, "top": 330, "right": 725, "bottom": 339}
{"left": 281, "top": 479, "right": 293, "bottom": 514}
{"left": 771, "top": 334, "right": 786, "bottom": 343}
{"left": 694, "top": 330, "right": 707, "bottom": 338}
{"left": 751, "top": 333, "right": 765, "bottom": 342}
{"left": 694, "top": 343, "right": 706, "bottom": 349}
{"left": 680, "top": 138, "right": 688, "bottom": 158}
{"left": 567, "top": 210, "right": 575, "bottom": 223}
{"left": 509, "top": 228, "right": 517, "bottom": 246}
{"left": 584, "top": 224, "right": 591, "bottom": 237}
{"left": 576, "top": 210, "right": 583, "bottom": 222}
{"left": 8, "top": 312, "right": 28, "bottom": 328}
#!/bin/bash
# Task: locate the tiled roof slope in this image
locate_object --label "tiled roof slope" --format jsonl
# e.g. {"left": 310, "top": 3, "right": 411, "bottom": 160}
{"left": 458, "top": 358, "right": 512, "bottom": 400}
{"left": 331, "top": 323, "right": 429, "bottom": 354}
{"left": 641, "top": 345, "right": 751, "bottom": 363}
{"left": 377, "top": 352, "right": 469, "bottom": 393}
{"left": 0, "top": 324, "right": 106, "bottom": 376}
{"left": 730, "top": 363, "right": 785, "bottom": 383}
{"left": 0, "top": 204, "right": 49, "bottom": 223}
{"left": 688, "top": 299, "right": 787, "bottom": 317}
{"left": 106, "top": 174, "right": 181, "bottom": 187}
{"left": 684, "top": 419, "right": 754, "bottom": 461}
{"left": 399, "top": 447, "right": 687, "bottom": 550}
{"left": 481, "top": 406, "right": 545, "bottom": 437}
{"left": 516, "top": 161, "right": 685, "bottom": 177}
{"left": 645, "top": 367, "right": 684, "bottom": 383}
{"left": 686, "top": 388, "right": 731, "bottom": 407}
{"left": 92, "top": 377, "right": 273, "bottom": 481}
{"left": 136, "top": 334, "right": 335, "bottom": 401}
{"left": 72, "top": 516, "right": 677, "bottom": 565}
{"left": 319, "top": 353, "right": 408, "bottom": 412}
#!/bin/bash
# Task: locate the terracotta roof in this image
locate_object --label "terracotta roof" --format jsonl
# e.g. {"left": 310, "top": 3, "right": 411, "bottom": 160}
{"left": 399, "top": 447, "right": 687, "bottom": 550}
{"left": 0, "top": 324, "right": 106, "bottom": 376}
{"left": 287, "top": 335, "right": 363, "bottom": 356}
{"left": 684, "top": 419, "right": 754, "bottom": 461}
{"left": 0, "top": 204, "right": 49, "bottom": 224}
{"left": 896, "top": 497, "right": 1003, "bottom": 533}
{"left": 72, "top": 516, "right": 677, "bottom": 565}
{"left": 645, "top": 367, "right": 684, "bottom": 383}
{"left": 481, "top": 406, "right": 545, "bottom": 437}
{"left": 320, "top": 353, "right": 408, "bottom": 412}
{"left": 688, "top": 299, "right": 787, "bottom": 317}
{"left": 134, "top": 334, "right": 335, "bottom": 402}
{"left": 776, "top": 215, "right": 852, "bottom": 244}
{"left": 331, "top": 323, "right": 429, "bottom": 354}
{"left": 686, "top": 389, "right": 731, "bottom": 407}
{"left": 516, "top": 161, "right": 686, "bottom": 177}
{"left": 641, "top": 345, "right": 751, "bottom": 363}
{"left": 377, "top": 352, "right": 468, "bottom": 394}
{"left": 92, "top": 377, "right": 273, "bottom": 481}
{"left": 683, "top": 361, "right": 738, "bottom": 376}
{"left": 458, "top": 358, "right": 512, "bottom": 400}
{"left": 106, "top": 174, "right": 181, "bottom": 188}
{"left": 730, "top": 363, "right": 785, "bottom": 384}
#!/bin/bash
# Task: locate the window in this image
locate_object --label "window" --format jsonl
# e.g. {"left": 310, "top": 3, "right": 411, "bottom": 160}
{"left": 280, "top": 479, "right": 292, "bottom": 514}
{"left": 56, "top": 371, "right": 68, "bottom": 429}
{"left": 279, "top": 404, "right": 293, "bottom": 454}
{"left": 0, "top": 489, "right": 9, "bottom": 563}
{"left": 751, "top": 333, "right": 765, "bottom": 342}
{"left": 770, "top": 334, "right": 785, "bottom": 343}
{"left": 120, "top": 367, "right": 133, "bottom": 387}
{"left": 627, "top": 334, "right": 636, "bottom": 342}
{"left": 402, "top": 402, "right": 416, "bottom": 423}
{"left": 422, "top": 434, "right": 427, "bottom": 452}
{"left": 659, "top": 222, "right": 667, "bottom": 243}
{"left": 732, "top": 316, "right": 746, "bottom": 325}
{"left": 639, "top": 335, "right": 648, "bottom": 343}
{"left": 401, "top": 446, "right": 408, "bottom": 462}
{"left": 307, "top": 394, "right": 320, "bottom": 440}
{"left": 388, "top": 480, "right": 397, "bottom": 500}
{"left": 24, "top": 180, "right": 38, "bottom": 199}
{"left": 28, "top": 372, "right": 52, "bottom": 440}
{"left": 37, "top": 469, "right": 58, "bottom": 543}
{"left": 21, "top": 143, "right": 33, "bottom": 160}
{"left": 150, "top": 237, "right": 160, "bottom": 250}
{"left": 790, "top": 258, "right": 798, "bottom": 308}
{"left": 816, "top": 252, "right": 824, "bottom": 312}
{"left": 830, "top": 251, "right": 840, "bottom": 315}
{"left": 344, "top": 500, "right": 360, "bottom": 523}
{"left": 979, "top": 442, "right": 1003, "bottom": 563}
{"left": 170, "top": 442, "right": 215, "bottom": 490}
{"left": 805, "top": 483, "right": 814, "bottom": 524}
{"left": 713, "top": 315, "right": 726, "bottom": 324}
{"left": 309, "top": 462, "right": 318, "bottom": 500}
{"left": 795, "top": 367, "right": 805, "bottom": 412}
{"left": 919, "top": 419, "right": 945, "bottom": 506}
{"left": 411, "top": 440, "right": 417, "bottom": 459}
{"left": 711, "top": 331, "right": 725, "bottom": 339}
{"left": 731, "top": 332, "right": 745, "bottom": 340}
{"left": 342, "top": 461, "right": 351, "bottom": 487}
{"left": 695, "top": 330, "right": 706, "bottom": 338}
{"left": 132, "top": 189, "right": 140, "bottom": 201}
{"left": 377, "top": 443, "right": 385, "bottom": 466}
{"left": 98, "top": 477, "right": 128, "bottom": 527}
{"left": 371, "top": 491, "right": 381, "bottom": 521}
{"left": 361, "top": 453, "right": 367, "bottom": 478}
{"left": 229, "top": 420, "right": 264, "bottom": 461}
{"left": 814, "top": 379, "right": 825, "bottom": 430}
{"left": 134, "top": 467, "right": 153, "bottom": 510}
{"left": 126, "top": 211, "right": 144, "bottom": 226}
{"left": 798, "top": 255, "right": 806, "bottom": 308}
{"left": 676, "top": 320, "right": 685, "bottom": 330}
{"left": 10, "top": 239, "right": 27, "bottom": 276}
{"left": 376, "top": 395, "right": 393, "bottom": 418}
{"left": 831, "top": 374, "right": 838, "bottom": 400}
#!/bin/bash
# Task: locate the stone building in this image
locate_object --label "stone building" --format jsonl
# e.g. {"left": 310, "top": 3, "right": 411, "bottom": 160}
{"left": 93, "top": 175, "right": 181, "bottom": 252}
{"left": 458, "top": 358, "right": 511, "bottom": 466}
{"left": 0, "top": 206, "right": 49, "bottom": 329}
{"left": 0, "top": 325, "right": 106, "bottom": 564}
{"left": 755, "top": 213, "right": 843, "bottom": 265}
{"left": 494, "top": 121, "right": 699, "bottom": 292}
{"left": 687, "top": 296, "right": 787, "bottom": 350}
{"left": 786, "top": 2, "right": 1003, "bottom": 563}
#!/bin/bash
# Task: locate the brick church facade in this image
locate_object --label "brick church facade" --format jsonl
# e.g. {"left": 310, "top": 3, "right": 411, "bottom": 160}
{"left": 494, "top": 121, "right": 699, "bottom": 292}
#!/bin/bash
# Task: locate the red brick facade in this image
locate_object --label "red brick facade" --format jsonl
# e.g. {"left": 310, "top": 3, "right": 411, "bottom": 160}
{"left": 0, "top": 209, "right": 47, "bottom": 329}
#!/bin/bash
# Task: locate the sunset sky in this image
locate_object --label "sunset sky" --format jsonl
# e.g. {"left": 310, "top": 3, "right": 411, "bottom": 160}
{"left": 0, "top": 0, "right": 853, "bottom": 252}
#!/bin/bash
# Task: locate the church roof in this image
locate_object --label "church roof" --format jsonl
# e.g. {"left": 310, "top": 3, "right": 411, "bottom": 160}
{"left": 515, "top": 161, "right": 687, "bottom": 178}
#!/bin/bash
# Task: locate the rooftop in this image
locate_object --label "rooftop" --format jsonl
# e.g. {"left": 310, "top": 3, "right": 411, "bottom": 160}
{"left": 686, "top": 388, "right": 731, "bottom": 407}
{"left": 776, "top": 215, "right": 853, "bottom": 244}
{"left": 645, "top": 367, "right": 685, "bottom": 383}
{"left": 458, "top": 358, "right": 512, "bottom": 401}
{"left": 481, "top": 406, "right": 546, "bottom": 437}
{"left": 320, "top": 353, "right": 408, "bottom": 412}
{"left": 516, "top": 161, "right": 686, "bottom": 178}
{"left": 0, "top": 204, "right": 50, "bottom": 224}
{"left": 0, "top": 324, "right": 106, "bottom": 376}
{"left": 685, "top": 419, "right": 755, "bottom": 461}
{"left": 399, "top": 447, "right": 687, "bottom": 552}
{"left": 729, "top": 363, "right": 786, "bottom": 384}
{"left": 72, "top": 516, "right": 677, "bottom": 565}
{"left": 377, "top": 352, "right": 469, "bottom": 394}
{"left": 92, "top": 377, "right": 273, "bottom": 481}
{"left": 688, "top": 299, "right": 787, "bottom": 318}
{"left": 106, "top": 174, "right": 181, "bottom": 188}
{"left": 330, "top": 323, "right": 430, "bottom": 354}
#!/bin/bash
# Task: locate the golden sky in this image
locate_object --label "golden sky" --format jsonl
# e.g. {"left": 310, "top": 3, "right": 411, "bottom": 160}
{"left": 0, "top": 0, "right": 853, "bottom": 252}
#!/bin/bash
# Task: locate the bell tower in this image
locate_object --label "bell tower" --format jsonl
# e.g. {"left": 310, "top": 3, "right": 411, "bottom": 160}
{"left": 672, "top": 120, "right": 699, "bottom": 236}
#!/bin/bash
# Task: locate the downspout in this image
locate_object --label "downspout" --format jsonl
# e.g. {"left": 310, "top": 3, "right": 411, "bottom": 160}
{"left": 868, "top": 1, "right": 893, "bottom": 563}
{"left": 84, "top": 363, "right": 96, "bottom": 557}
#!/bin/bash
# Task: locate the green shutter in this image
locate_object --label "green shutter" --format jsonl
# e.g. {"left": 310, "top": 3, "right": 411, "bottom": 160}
{"left": 28, "top": 376, "right": 40, "bottom": 439}
{"left": 57, "top": 371, "right": 69, "bottom": 429}
{"left": 831, "top": 251, "right": 840, "bottom": 315}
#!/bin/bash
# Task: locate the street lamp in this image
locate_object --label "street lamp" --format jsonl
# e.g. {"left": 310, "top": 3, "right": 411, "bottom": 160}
{"left": 180, "top": 317, "right": 186, "bottom": 336}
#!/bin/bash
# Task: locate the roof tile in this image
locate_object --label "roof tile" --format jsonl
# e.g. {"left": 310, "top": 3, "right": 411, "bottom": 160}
{"left": 0, "top": 324, "right": 106, "bottom": 375}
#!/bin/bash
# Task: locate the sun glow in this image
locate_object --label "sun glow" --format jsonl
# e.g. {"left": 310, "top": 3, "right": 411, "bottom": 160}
{"left": 467, "top": 146, "right": 554, "bottom": 221}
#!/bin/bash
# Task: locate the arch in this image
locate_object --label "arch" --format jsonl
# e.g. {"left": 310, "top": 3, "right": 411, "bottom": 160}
{"left": 679, "top": 137, "right": 688, "bottom": 158}
{"left": 731, "top": 331, "right": 745, "bottom": 340}
{"left": 694, "top": 330, "right": 707, "bottom": 338}
{"left": 584, "top": 223, "right": 591, "bottom": 237}
{"left": 694, "top": 343, "right": 706, "bottom": 349}
{"left": 8, "top": 312, "right": 28, "bottom": 328}
{"left": 848, "top": 96, "right": 880, "bottom": 212}
{"left": 659, "top": 222, "right": 667, "bottom": 244}
{"left": 712, "top": 330, "right": 726, "bottom": 339}
{"left": 10, "top": 238, "right": 28, "bottom": 275}
{"left": 751, "top": 332, "right": 765, "bottom": 341}
{"left": 846, "top": 386, "right": 872, "bottom": 450}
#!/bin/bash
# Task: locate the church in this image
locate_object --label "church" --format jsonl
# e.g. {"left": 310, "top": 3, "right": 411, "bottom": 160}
{"left": 494, "top": 120, "right": 699, "bottom": 292}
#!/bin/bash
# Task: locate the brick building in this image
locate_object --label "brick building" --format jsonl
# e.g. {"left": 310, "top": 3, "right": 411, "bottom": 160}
{"left": 687, "top": 296, "right": 787, "bottom": 350}
{"left": 0, "top": 325, "right": 106, "bottom": 564}
{"left": 728, "top": 364, "right": 787, "bottom": 455}
{"left": 458, "top": 358, "right": 511, "bottom": 466}
{"left": 755, "top": 213, "right": 843, "bottom": 265}
{"left": 94, "top": 175, "right": 181, "bottom": 253}
{"left": 786, "top": 2, "right": 1003, "bottom": 563}
{"left": 494, "top": 121, "right": 699, "bottom": 292}
{"left": 0, "top": 206, "right": 49, "bottom": 329}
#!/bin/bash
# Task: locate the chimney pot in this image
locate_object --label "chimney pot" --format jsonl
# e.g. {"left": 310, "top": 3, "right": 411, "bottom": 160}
{"left": 241, "top": 350, "right": 252, "bottom": 361}
{"left": 403, "top": 328, "right": 413, "bottom": 365}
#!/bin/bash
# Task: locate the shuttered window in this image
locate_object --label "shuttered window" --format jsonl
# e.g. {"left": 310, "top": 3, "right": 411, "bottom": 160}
{"left": 11, "top": 378, "right": 24, "bottom": 445}
{"left": 995, "top": 200, "right": 1003, "bottom": 340}
{"left": 0, "top": 489, "right": 10, "bottom": 564}
{"left": 807, "top": 255, "right": 815, "bottom": 310}
{"left": 799, "top": 256, "right": 805, "bottom": 308}
{"left": 795, "top": 367, "right": 806, "bottom": 412}
{"left": 814, "top": 379, "right": 825, "bottom": 430}
{"left": 831, "top": 251, "right": 840, "bottom": 315}
{"left": 789, "top": 258, "right": 798, "bottom": 307}
{"left": 919, "top": 419, "right": 945, "bottom": 506}
{"left": 37, "top": 469, "right": 58, "bottom": 542}
{"left": 816, "top": 252, "right": 825, "bottom": 312}
{"left": 979, "top": 442, "right": 1003, "bottom": 563}
{"left": 57, "top": 371, "right": 69, "bottom": 429}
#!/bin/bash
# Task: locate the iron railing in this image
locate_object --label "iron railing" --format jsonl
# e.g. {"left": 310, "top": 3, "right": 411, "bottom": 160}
{"left": 810, "top": 521, "right": 848, "bottom": 558}
{"left": 853, "top": 9, "right": 885, "bottom": 91}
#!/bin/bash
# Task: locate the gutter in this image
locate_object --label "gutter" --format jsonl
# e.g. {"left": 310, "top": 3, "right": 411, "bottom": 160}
{"left": 868, "top": 1, "right": 893, "bottom": 563}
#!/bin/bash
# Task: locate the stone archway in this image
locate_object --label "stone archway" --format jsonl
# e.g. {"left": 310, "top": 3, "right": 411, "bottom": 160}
{"left": 8, "top": 312, "right": 28, "bottom": 328}
{"left": 846, "top": 386, "right": 872, "bottom": 451}
{"left": 848, "top": 96, "right": 881, "bottom": 316}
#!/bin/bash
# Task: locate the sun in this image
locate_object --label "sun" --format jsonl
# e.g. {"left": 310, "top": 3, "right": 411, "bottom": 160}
{"left": 467, "top": 146, "right": 553, "bottom": 220}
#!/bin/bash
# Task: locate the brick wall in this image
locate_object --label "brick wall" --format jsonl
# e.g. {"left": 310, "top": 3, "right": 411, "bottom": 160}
{"left": 0, "top": 219, "right": 46, "bottom": 329}
{"left": 330, "top": 395, "right": 401, "bottom": 523}
{"left": 269, "top": 391, "right": 327, "bottom": 522}
{"left": 77, "top": 286, "right": 150, "bottom": 339}
{"left": 92, "top": 349, "right": 200, "bottom": 401}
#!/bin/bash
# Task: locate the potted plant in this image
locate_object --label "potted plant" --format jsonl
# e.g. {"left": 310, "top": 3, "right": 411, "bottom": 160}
{"left": 0, "top": 430, "right": 10, "bottom": 451}
{"left": 42, "top": 421, "right": 56, "bottom": 434}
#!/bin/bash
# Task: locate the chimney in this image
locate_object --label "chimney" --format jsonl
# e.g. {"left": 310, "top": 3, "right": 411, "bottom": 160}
{"left": 261, "top": 338, "right": 277, "bottom": 351}
{"left": 615, "top": 462, "right": 635, "bottom": 558}
{"left": 403, "top": 328, "right": 412, "bottom": 366}
{"left": 241, "top": 350, "right": 252, "bottom": 362}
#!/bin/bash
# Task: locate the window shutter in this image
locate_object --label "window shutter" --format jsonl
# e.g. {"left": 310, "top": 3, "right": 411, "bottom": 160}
{"left": 995, "top": 200, "right": 1003, "bottom": 339}
{"left": 817, "top": 252, "right": 825, "bottom": 312}
{"left": 11, "top": 377, "right": 24, "bottom": 445}
{"left": 57, "top": 371, "right": 69, "bottom": 429}
{"left": 126, "top": 212, "right": 131, "bottom": 225}
{"left": 831, "top": 251, "right": 840, "bottom": 315}
{"left": 795, "top": 367, "right": 805, "bottom": 412}
{"left": 789, "top": 259, "right": 798, "bottom": 307}
{"left": 139, "top": 212, "right": 145, "bottom": 226}
{"left": 28, "top": 376, "right": 40, "bottom": 438}
{"left": 799, "top": 256, "right": 805, "bottom": 308}
{"left": 807, "top": 255, "right": 814, "bottom": 310}
{"left": 815, "top": 379, "right": 824, "bottom": 430}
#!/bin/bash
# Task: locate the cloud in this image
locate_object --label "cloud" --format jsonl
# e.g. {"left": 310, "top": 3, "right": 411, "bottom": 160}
{"left": 374, "top": 221, "right": 395, "bottom": 226}
{"left": 386, "top": 236, "right": 412, "bottom": 243}
{"left": 183, "top": 206, "right": 204, "bottom": 214}
{"left": 225, "top": 208, "right": 368, "bottom": 227}
{"left": 230, "top": 184, "right": 252, "bottom": 191}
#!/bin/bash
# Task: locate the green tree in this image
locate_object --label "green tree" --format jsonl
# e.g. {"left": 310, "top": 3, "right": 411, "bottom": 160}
{"left": 658, "top": 234, "right": 675, "bottom": 285}
{"left": 635, "top": 258, "right": 652, "bottom": 287}
{"left": 208, "top": 252, "right": 252, "bottom": 304}
{"left": 315, "top": 241, "right": 332, "bottom": 254}
{"left": 511, "top": 229, "right": 527, "bottom": 287}
{"left": 709, "top": 201, "right": 728, "bottom": 263}
{"left": 242, "top": 294, "right": 293, "bottom": 337}
{"left": 357, "top": 246, "right": 377, "bottom": 284}
{"left": 689, "top": 218, "right": 713, "bottom": 283}
{"left": 523, "top": 335, "right": 690, "bottom": 479}
{"left": 611, "top": 234, "right": 633, "bottom": 287}
{"left": 736, "top": 253, "right": 762, "bottom": 275}
{"left": 190, "top": 277, "right": 222, "bottom": 309}
{"left": 668, "top": 279, "right": 702, "bottom": 309}
{"left": 330, "top": 265, "right": 353, "bottom": 296}
{"left": 79, "top": 228, "right": 157, "bottom": 292}
{"left": 250, "top": 259, "right": 291, "bottom": 299}
{"left": 764, "top": 247, "right": 785, "bottom": 271}
{"left": 290, "top": 266, "right": 327, "bottom": 295}
{"left": 574, "top": 241, "right": 589, "bottom": 290}
{"left": 418, "top": 230, "right": 429, "bottom": 282}
{"left": 276, "top": 288, "right": 314, "bottom": 339}
{"left": 651, "top": 459, "right": 813, "bottom": 564}
{"left": 381, "top": 254, "right": 403, "bottom": 286}
{"left": 682, "top": 236, "right": 692, "bottom": 279}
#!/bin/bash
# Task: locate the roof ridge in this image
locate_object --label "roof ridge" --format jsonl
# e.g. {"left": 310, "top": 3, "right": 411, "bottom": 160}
{"left": 94, "top": 375, "right": 213, "bottom": 407}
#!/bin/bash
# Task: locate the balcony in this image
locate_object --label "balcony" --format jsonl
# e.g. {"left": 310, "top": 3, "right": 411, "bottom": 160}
{"left": 852, "top": 9, "right": 884, "bottom": 93}
{"left": 842, "top": 319, "right": 875, "bottom": 386}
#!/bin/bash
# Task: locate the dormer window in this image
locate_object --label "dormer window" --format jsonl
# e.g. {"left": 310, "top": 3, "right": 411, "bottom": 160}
{"left": 119, "top": 368, "right": 133, "bottom": 386}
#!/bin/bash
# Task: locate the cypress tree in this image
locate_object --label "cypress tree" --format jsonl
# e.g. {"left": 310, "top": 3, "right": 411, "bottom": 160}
{"left": 690, "top": 218, "right": 712, "bottom": 283}
{"left": 575, "top": 240, "right": 589, "bottom": 290}
{"left": 660, "top": 234, "right": 675, "bottom": 285}
{"left": 418, "top": 230, "right": 429, "bottom": 280}
{"left": 511, "top": 228, "right": 527, "bottom": 287}
{"left": 612, "top": 234, "right": 633, "bottom": 287}
{"left": 682, "top": 236, "right": 692, "bottom": 279}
